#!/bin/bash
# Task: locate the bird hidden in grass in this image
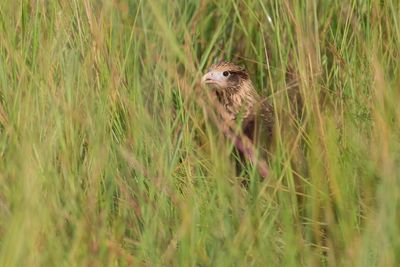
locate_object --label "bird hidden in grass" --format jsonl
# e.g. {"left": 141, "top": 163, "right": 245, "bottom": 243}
{"left": 201, "top": 61, "right": 274, "bottom": 181}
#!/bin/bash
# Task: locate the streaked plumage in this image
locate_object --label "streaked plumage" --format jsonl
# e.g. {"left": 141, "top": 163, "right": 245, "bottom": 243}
{"left": 201, "top": 61, "right": 274, "bottom": 145}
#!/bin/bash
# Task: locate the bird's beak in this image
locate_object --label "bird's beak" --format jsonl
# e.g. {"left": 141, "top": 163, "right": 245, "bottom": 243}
{"left": 201, "top": 71, "right": 219, "bottom": 87}
{"left": 201, "top": 72, "right": 213, "bottom": 85}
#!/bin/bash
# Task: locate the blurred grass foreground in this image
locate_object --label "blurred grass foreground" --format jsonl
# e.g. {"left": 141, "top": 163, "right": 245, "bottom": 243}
{"left": 0, "top": 0, "right": 399, "bottom": 266}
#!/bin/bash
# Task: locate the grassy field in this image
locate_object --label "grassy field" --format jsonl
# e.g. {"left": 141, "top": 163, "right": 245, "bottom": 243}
{"left": 0, "top": 0, "right": 399, "bottom": 266}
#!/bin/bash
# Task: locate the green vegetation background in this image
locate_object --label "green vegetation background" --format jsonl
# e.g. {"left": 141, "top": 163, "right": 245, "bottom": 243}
{"left": 0, "top": 0, "right": 399, "bottom": 266}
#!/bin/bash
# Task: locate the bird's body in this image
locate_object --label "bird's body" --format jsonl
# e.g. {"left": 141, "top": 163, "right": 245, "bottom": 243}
{"left": 201, "top": 61, "right": 274, "bottom": 177}
{"left": 201, "top": 61, "right": 273, "bottom": 147}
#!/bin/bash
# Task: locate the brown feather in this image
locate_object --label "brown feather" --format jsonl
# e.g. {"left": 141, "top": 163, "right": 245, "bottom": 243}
{"left": 202, "top": 61, "right": 274, "bottom": 177}
{"left": 205, "top": 61, "right": 274, "bottom": 143}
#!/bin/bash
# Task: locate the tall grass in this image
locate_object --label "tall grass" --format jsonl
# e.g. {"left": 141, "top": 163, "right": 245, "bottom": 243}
{"left": 0, "top": 0, "right": 399, "bottom": 266}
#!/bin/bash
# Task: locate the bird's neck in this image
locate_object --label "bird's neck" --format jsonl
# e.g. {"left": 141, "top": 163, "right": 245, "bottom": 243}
{"left": 215, "top": 82, "right": 258, "bottom": 120}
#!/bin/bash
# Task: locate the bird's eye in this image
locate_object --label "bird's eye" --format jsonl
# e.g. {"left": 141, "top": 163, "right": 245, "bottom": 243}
{"left": 222, "top": 71, "right": 230, "bottom": 77}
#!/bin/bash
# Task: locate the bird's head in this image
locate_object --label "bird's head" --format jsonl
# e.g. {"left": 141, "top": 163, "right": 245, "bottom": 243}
{"left": 201, "top": 61, "right": 250, "bottom": 92}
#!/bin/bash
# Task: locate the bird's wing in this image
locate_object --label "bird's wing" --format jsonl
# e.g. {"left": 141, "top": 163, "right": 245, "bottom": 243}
{"left": 260, "top": 101, "right": 274, "bottom": 137}
{"left": 250, "top": 100, "right": 274, "bottom": 155}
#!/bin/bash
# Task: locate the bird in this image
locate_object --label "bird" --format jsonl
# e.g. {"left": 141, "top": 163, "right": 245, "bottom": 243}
{"left": 201, "top": 61, "right": 274, "bottom": 177}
